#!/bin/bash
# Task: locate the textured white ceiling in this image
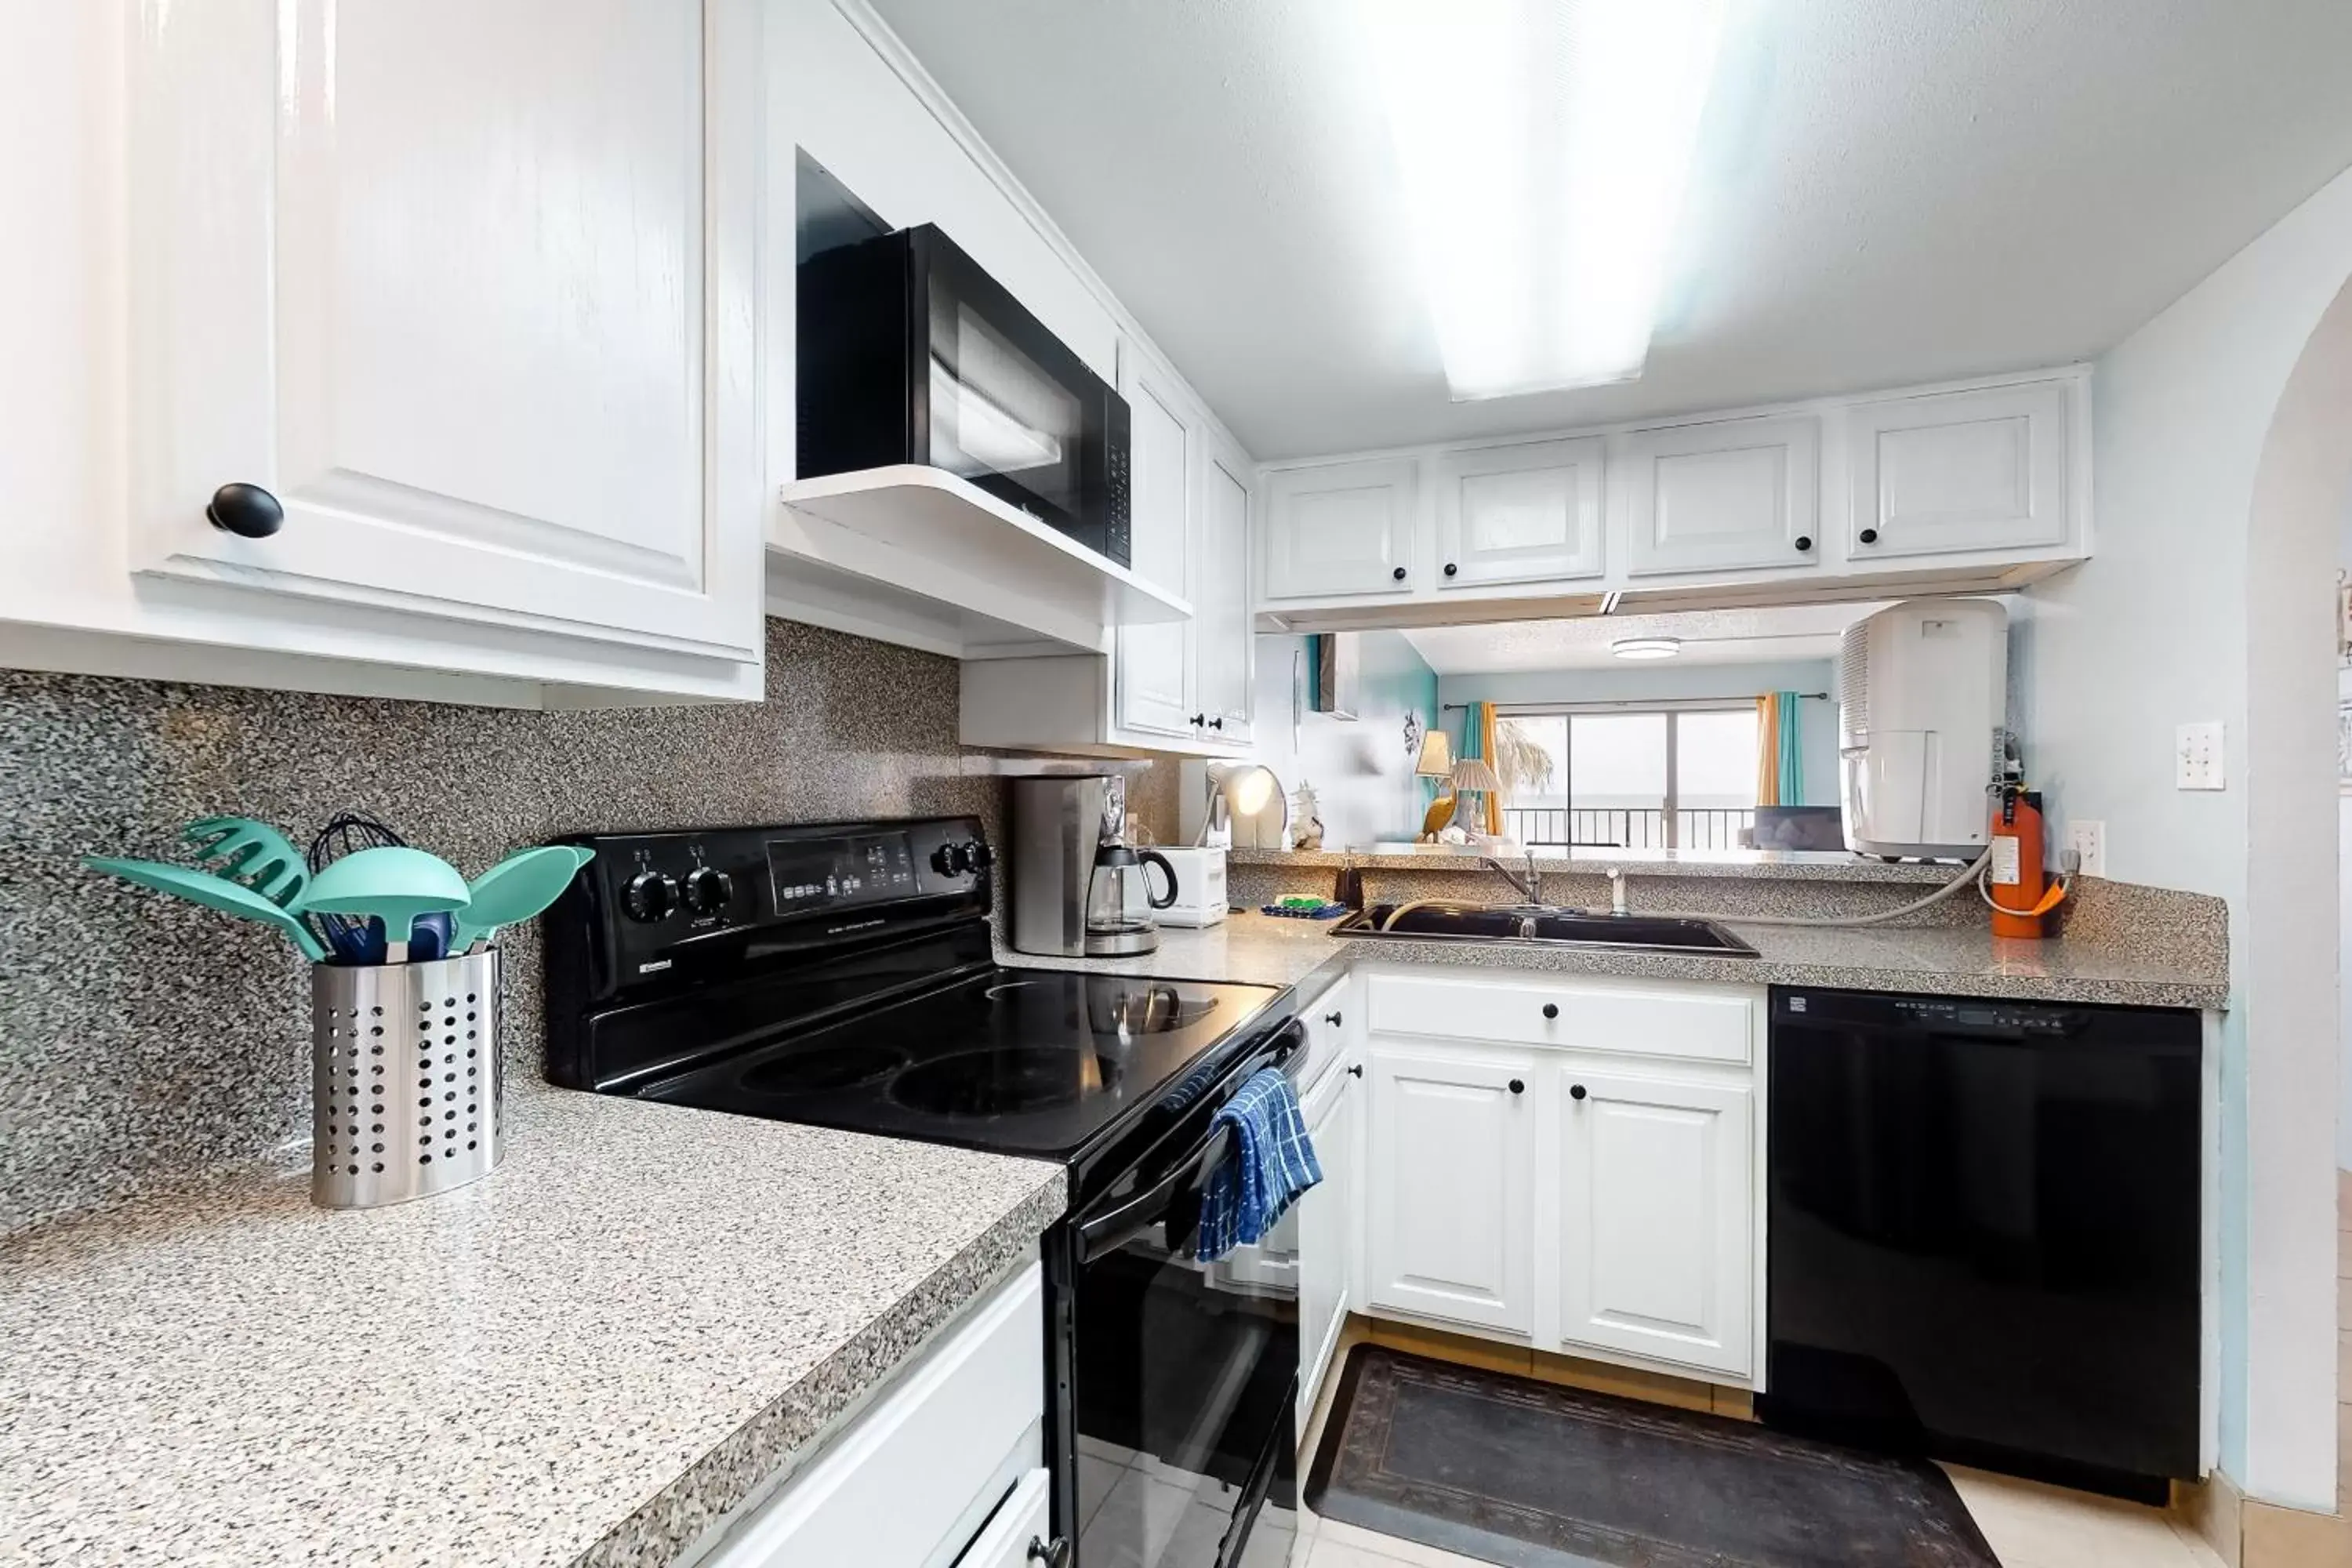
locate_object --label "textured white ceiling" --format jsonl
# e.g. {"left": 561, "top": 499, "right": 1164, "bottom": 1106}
{"left": 867, "top": 0, "right": 2352, "bottom": 459}
{"left": 1401, "top": 601, "right": 1893, "bottom": 674}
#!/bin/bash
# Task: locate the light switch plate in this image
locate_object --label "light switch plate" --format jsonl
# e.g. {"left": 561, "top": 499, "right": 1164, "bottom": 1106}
{"left": 2066, "top": 819, "right": 2106, "bottom": 877}
{"left": 2176, "top": 722, "right": 2226, "bottom": 790}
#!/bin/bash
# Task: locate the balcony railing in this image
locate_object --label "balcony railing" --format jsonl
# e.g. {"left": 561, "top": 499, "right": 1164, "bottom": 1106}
{"left": 1501, "top": 806, "right": 1757, "bottom": 851}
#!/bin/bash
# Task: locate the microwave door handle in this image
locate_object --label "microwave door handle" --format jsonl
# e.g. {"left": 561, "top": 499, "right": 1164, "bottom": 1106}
{"left": 1075, "top": 1122, "right": 1232, "bottom": 1265}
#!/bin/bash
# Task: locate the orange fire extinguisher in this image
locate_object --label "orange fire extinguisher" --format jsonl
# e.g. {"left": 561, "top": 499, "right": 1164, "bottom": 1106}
{"left": 1987, "top": 786, "right": 2066, "bottom": 938}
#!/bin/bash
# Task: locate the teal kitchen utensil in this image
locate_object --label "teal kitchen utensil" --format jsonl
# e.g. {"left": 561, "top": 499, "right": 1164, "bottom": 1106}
{"left": 450, "top": 845, "right": 594, "bottom": 952}
{"left": 183, "top": 816, "right": 310, "bottom": 908}
{"left": 297, "top": 847, "right": 472, "bottom": 964}
{"left": 84, "top": 856, "right": 329, "bottom": 962}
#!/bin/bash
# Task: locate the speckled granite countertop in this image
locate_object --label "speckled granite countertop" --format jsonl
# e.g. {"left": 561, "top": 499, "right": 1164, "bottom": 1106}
{"left": 1004, "top": 909, "right": 2229, "bottom": 1011}
{"left": 0, "top": 1089, "right": 1064, "bottom": 1568}
{"left": 1231, "top": 845, "right": 1958, "bottom": 883}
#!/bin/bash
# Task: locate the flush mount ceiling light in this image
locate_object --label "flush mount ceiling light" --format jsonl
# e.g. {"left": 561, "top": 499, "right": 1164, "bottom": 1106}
{"left": 1610, "top": 636, "right": 1682, "bottom": 660}
{"left": 1367, "top": 0, "right": 1731, "bottom": 401}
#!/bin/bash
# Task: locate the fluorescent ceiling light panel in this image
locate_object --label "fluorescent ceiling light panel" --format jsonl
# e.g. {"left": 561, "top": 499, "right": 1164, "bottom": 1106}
{"left": 1368, "top": 0, "right": 1730, "bottom": 400}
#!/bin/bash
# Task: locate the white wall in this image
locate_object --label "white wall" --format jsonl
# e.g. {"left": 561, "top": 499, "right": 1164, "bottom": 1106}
{"left": 2021, "top": 159, "right": 2352, "bottom": 1510}
{"left": 1435, "top": 659, "right": 1840, "bottom": 809}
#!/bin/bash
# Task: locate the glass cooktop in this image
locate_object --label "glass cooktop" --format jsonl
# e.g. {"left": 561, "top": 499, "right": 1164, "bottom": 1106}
{"left": 637, "top": 967, "right": 1279, "bottom": 1160}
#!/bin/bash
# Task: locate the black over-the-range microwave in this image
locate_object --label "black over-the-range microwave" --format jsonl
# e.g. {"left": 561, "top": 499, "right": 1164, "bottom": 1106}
{"left": 797, "top": 223, "right": 1131, "bottom": 568}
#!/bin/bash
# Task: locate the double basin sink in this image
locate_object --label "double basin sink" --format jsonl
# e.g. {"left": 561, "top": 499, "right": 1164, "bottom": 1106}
{"left": 1330, "top": 900, "right": 1759, "bottom": 958}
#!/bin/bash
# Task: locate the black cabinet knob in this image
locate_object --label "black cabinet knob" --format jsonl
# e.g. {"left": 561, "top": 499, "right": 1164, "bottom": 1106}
{"left": 1570, "top": 1083, "right": 1588, "bottom": 1102}
{"left": 1323, "top": 1011, "right": 1343, "bottom": 1026}
{"left": 1793, "top": 535, "right": 1813, "bottom": 552}
{"left": 1858, "top": 528, "right": 1880, "bottom": 545}
{"left": 1508, "top": 1078, "right": 1525, "bottom": 1095}
{"left": 1443, "top": 562, "right": 1459, "bottom": 576}
{"left": 1541, "top": 1003, "right": 1559, "bottom": 1020}
{"left": 1391, "top": 565, "right": 1407, "bottom": 581}
{"left": 1208, "top": 717, "right": 1224, "bottom": 730}
{"left": 1189, "top": 713, "right": 1206, "bottom": 727}
{"left": 1348, "top": 1063, "right": 1363, "bottom": 1078}
{"left": 206, "top": 482, "right": 284, "bottom": 539}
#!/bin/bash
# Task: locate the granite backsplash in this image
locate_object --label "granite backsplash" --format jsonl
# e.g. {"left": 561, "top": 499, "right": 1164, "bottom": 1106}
{"left": 0, "top": 619, "right": 1133, "bottom": 1234}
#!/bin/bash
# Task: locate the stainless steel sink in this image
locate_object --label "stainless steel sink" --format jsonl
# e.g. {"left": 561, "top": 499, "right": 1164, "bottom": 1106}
{"left": 1330, "top": 901, "right": 1759, "bottom": 957}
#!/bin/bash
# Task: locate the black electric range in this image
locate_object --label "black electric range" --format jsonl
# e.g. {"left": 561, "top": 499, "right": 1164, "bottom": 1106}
{"left": 544, "top": 818, "right": 1304, "bottom": 1568}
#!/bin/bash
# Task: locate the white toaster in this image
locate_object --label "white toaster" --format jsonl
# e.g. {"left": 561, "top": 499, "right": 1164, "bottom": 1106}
{"left": 1128, "top": 845, "right": 1229, "bottom": 927}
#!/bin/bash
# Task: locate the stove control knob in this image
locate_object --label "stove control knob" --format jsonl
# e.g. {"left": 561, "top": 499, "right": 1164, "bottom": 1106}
{"left": 622, "top": 870, "right": 677, "bottom": 923}
{"left": 682, "top": 866, "right": 733, "bottom": 916}
{"left": 931, "top": 841, "right": 969, "bottom": 876}
{"left": 964, "top": 839, "right": 994, "bottom": 873}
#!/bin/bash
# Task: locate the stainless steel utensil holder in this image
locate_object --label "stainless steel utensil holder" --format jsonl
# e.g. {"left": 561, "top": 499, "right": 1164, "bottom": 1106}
{"left": 311, "top": 949, "right": 502, "bottom": 1209}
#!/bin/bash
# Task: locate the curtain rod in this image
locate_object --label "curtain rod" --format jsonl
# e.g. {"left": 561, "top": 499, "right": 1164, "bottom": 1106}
{"left": 1443, "top": 694, "right": 1829, "bottom": 712}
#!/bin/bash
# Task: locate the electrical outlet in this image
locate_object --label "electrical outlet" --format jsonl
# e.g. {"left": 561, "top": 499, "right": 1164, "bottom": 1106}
{"left": 2176, "top": 721, "right": 2226, "bottom": 790}
{"left": 2067, "top": 819, "right": 2106, "bottom": 877}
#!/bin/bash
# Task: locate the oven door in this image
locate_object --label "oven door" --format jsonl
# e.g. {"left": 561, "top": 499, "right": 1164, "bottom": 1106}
{"left": 912, "top": 228, "right": 1116, "bottom": 553}
{"left": 1066, "top": 1121, "right": 1300, "bottom": 1567}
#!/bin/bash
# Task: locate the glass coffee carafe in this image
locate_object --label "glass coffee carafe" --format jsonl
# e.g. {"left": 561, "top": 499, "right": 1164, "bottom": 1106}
{"left": 1083, "top": 840, "right": 1178, "bottom": 956}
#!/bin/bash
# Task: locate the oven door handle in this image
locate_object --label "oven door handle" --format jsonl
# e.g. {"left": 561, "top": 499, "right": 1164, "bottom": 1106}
{"left": 1072, "top": 1020, "right": 1302, "bottom": 1265}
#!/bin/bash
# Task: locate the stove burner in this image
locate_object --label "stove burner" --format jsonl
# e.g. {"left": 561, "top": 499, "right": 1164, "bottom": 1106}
{"left": 889, "top": 1047, "right": 1123, "bottom": 1117}
{"left": 741, "top": 1043, "right": 908, "bottom": 1098}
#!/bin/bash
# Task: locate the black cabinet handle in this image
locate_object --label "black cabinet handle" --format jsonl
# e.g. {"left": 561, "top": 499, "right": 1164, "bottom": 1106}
{"left": 1443, "top": 562, "right": 1459, "bottom": 576}
{"left": 1028, "top": 1537, "right": 1073, "bottom": 1568}
{"left": 1391, "top": 565, "right": 1408, "bottom": 581}
{"left": 1209, "top": 717, "right": 1224, "bottom": 730}
{"left": 1189, "top": 713, "right": 1206, "bottom": 727}
{"left": 206, "top": 483, "right": 285, "bottom": 539}
{"left": 1508, "top": 1078, "right": 1525, "bottom": 1095}
{"left": 1570, "top": 1083, "right": 1588, "bottom": 1102}
{"left": 1348, "top": 1064, "right": 1363, "bottom": 1079}
{"left": 1541, "top": 1003, "right": 1559, "bottom": 1020}
{"left": 1793, "top": 535, "right": 1813, "bottom": 552}
{"left": 1323, "top": 1011, "right": 1343, "bottom": 1026}
{"left": 1858, "top": 528, "right": 1880, "bottom": 545}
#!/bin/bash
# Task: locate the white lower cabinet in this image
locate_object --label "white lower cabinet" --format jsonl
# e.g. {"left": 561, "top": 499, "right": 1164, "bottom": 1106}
{"left": 1355, "top": 970, "right": 1764, "bottom": 1385}
{"left": 702, "top": 1262, "right": 1048, "bottom": 1568}
{"left": 1297, "top": 1050, "right": 1361, "bottom": 1417}
{"left": 1363, "top": 1047, "right": 1537, "bottom": 1337}
{"left": 1555, "top": 1069, "right": 1754, "bottom": 1377}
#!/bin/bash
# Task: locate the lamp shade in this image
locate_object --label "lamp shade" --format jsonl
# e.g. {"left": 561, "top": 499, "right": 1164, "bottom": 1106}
{"left": 1449, "top": 758, "right": 1502, "bottom": 795}
{"left": 1414, "top": 731, "right": 1455, "bottom": 779}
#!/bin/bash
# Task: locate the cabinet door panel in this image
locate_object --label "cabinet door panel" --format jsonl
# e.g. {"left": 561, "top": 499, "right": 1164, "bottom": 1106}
{"left": 1848, "top": 382, "right": 2070, "bottom": 558}
{"left": 1434, "top": 438, "right": 1604, "bottom": 587}
{"left": 1556, "top": 1070, "right": 1751, "bottom": 1376}
{"left": 1114, "top": 347, "right": 1197, "bottom": 737}
{"left": 1196, "top": 445, "right": 1254, "bottom": 742}
{"left": 1298, "top": 1068, "right": 1356, "bottom": 1417}
{"left": 1624, "top": 417, "right": 1820, "bottom": 576}
{"left": 1263, "top": 460, "right": 1420, "bottom": 600}
{"left": 128, "top": 0, "right": 760, "bottom": 660}
{"left": 1365, "top": 1048, "right": 1534, "bottom": 1335}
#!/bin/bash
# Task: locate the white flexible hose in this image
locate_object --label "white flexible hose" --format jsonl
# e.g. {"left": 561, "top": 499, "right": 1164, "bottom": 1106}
{"left": 1644, "top": 844, "right": 1998, "bottom": 930}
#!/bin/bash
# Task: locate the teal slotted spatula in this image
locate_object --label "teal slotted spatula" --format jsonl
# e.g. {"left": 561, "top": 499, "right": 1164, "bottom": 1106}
{"left": 84, "top": 856, "right": 329, "bottom": 962}
{"left": 182, "top": 815, "right": 310, "bottom": 910}
{"left": 296, "top": 846, "right": 471, "bottom": 964}
{"left": 449, "top": 846, "right": 596, "bottom": 953}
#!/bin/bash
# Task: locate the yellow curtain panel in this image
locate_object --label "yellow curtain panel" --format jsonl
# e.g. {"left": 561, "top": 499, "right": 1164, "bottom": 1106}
{"left": 1756, "top": 694, "right": 1781, "bottom": 806}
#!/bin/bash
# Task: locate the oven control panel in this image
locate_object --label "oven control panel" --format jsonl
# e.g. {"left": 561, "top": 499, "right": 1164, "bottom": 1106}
{"left": 550, "top": 817, "right": 993, "bottom": 997}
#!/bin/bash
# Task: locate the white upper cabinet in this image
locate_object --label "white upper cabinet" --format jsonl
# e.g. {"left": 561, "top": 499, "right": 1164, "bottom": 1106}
{"left": 125, "top": 0, "right": 763, "bottom": 665}
{"left": 1624, "top": 416, "right": 1821, "bottom": 577}
{"left": 1554, "top": 1068, "right": 1754, "bottom": 1378}
{"left": 1846, "top": 381, "right": 2071, "bottom": 559}
{"left": 1263, "top": 459, "right": 1422, "bottom": 600}
{"left": 1195, "top": 440, "right": 1256, "bottom": 742}
{"left": 1433, "top": 438, "right": 1606, "bottom": 588}
{"left": 1114, "top": 347, "right": 1200, "bottom": 738}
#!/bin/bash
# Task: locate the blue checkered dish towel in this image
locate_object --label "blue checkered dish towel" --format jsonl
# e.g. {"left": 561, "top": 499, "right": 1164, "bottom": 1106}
{"left": 1196, "top": 1067, "right": 1323, "bottom": 1262}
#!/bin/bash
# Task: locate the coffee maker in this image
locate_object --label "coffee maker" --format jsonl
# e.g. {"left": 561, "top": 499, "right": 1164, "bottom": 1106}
{"left": 1008, "top": 775, "right": 1177, "bottom": 958}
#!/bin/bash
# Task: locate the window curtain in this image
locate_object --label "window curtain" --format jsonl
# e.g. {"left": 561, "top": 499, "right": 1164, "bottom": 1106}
{"left": 1755, "top": 692, "right": 1805, "bottom": 807}
{"left": 1460, "top": 701, "right": 1504, "bottom": 835}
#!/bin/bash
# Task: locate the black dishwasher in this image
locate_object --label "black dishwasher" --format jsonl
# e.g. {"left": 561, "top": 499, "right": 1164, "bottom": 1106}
{"left": 1760, "top": 987, "right": 2201, "bottom": 1501}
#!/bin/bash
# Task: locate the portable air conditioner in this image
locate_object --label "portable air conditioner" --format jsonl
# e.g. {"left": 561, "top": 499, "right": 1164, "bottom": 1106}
{"left": 1838, "top": 599, "right": 2009, "bottom": 860}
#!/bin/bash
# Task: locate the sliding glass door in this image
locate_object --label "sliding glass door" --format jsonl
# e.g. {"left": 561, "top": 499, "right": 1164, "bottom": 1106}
{"left": 1497, "top": 706, "right": 1760, "bottom": 848}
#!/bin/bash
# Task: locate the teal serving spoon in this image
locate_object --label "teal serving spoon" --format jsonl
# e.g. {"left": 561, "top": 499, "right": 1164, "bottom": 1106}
{"left": 448, "top": 845, "right": 595, "bottom": 953}
{"left": 296, "top": 846, "right": 471, "bottom": 964}
{"left": 85, "top": 856, "right": 329, "bottom": 962}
